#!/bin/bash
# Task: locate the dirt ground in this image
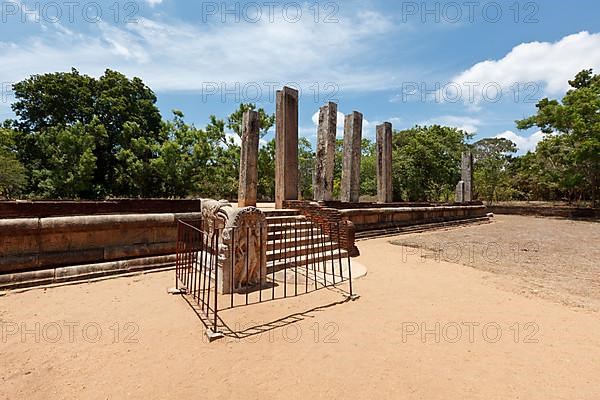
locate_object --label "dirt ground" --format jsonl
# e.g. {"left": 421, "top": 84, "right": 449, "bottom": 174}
{"left": 390, "top": 215, "right": 600, "bottom": 312}
{"left": 1, "top": 215, "right": 599, "bottom": 399}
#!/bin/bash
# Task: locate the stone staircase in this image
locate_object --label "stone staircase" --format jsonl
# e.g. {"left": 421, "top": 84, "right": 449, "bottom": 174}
{"left": 263, "top": 210, "right": 349, "bottom": 272}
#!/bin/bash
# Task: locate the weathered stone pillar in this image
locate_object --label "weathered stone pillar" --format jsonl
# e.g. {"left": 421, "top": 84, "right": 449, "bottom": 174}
{"left": 455, "top": 181, "right": 465, "bottom": 203}
{"left": 341, "top": 111, "right": 363, "bottom": 203}
{"left": 238, "top": 110, "right": 259, "bottom": 208}
{"left": 275, "top": 87, "right": 299, "bottom": 209}
{"left": 376, "top": 122, "right": 393, "bottom": 203}
{"left": 461, "top": 152, "right": 474, "bottom": 202}
{"left": 314, "top": 102, "right": 338, "bottom": 202}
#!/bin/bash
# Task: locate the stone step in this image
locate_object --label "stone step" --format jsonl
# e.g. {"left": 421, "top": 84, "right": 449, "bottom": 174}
{"left": 267, "top": 249, "right": 349, "bottom": 273}
{"left": 267, "top": 221, "right": 316, "bottom": 233}
{"left": 265, "top": 215, "right": 308, "bottom": 224}
{"left": 267, "top": 227, "right": 327, "bottom": 241}
{"left": 267, "top": 241, "right": 342, "bottom": 262}
{"left": 262, "top": 209, "right": 302, "bottom": 217}
{"left": 267, "top": 235, "right": 330, "bottom": 251}
{"left": 355, "top": 217, "right": 491, "bottom": 240}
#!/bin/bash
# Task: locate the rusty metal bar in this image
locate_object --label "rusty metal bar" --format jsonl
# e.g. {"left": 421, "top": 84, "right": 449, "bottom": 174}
{"left": 337, "top": 222, "right": 344, "bottom": 281}
{"left": 283, "top": 219, "right": 287, "bottom": 298}
{"left": 329, "top": 222, "right": 336, "bottom": 285}
{"left": 231, "top": 227, "right": 235, "bottom": 308}
{"left": 245, "top": 225, "right": 250, "bottom": 306}
{"left": 213, "top": 229, "right": 219, "bottom": 331}
{"left": 294, "top": 219, "right": 298, "bottom": 297}
{"left": 259, "top": 224, "right": 263, "bottom": 303}
{"left": 272, "top": 222, "right": 276, "bottom": 300}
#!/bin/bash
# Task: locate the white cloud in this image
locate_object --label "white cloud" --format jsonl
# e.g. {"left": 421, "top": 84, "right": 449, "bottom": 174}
{"left": 450, "top": 31, "right": 600, "bottom": 106}
{"left": 310, "top": 110, "right": 401, "bottom": 139}
{"left": 145, "top": 0, "right": 163, "bottom": 7}
{"left": 0, "top": 7, "right": 397, "bottom": 95}
{"left": 418, "top": 115, "right": 481, "bottom": 133}
{"left": 494, "top": 130, "right": 545, "bottom": 154}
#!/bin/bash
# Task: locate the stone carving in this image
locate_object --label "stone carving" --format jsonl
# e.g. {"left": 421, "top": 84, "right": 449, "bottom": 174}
{"left": 200, "top": 199, "right": 267, "bottom": 294}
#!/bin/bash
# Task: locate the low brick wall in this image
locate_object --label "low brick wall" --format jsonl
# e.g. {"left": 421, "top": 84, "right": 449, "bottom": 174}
{"left": 283, "top": 200, "right": 359, "bottom": 256}
{"left": 340, "top": 205, "right": 488, "bottom": 232}
{"left": 0, "top": 213, "right": 201, "bottom": 277}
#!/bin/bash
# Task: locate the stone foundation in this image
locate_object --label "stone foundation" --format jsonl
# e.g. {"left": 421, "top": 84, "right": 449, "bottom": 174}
{"left": 0, "top": 212, "right": 200, "bottom": 283}
{"left": 339, "top": 204, "right": 488, "bottom": 232}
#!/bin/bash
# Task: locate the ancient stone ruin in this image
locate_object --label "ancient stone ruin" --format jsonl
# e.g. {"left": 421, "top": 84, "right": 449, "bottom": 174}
{"left": 456, "top": 151, "right": 474, "bottom": 203}
{"left": 238, "top": 110, "right": 260, "bottom": 208}
{"left": 314, "top": 102, "right": 337, "bottom": 202}
{"left": 341, "top": 111, "right": 364, "bottom": 203}
{"left": 201, "top": 199, "right": 267, "bottom": 294}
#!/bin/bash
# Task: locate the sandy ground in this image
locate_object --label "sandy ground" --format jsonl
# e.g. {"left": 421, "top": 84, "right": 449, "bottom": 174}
{"left": 390, "top": 215, "right": 600, "bottom": 312}
{"left": 1, "top": 215, "right": 600, "bottom": 399}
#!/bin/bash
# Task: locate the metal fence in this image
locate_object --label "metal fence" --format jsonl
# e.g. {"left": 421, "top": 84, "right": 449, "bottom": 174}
{"left": 174, "top": 216, "right": 355, "bottom": 340}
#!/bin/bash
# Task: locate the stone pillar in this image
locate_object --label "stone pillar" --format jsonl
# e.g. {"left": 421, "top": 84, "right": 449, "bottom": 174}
{"left": 461, "top": 152, "right": 474, "bottom": 202}
{"left": 238, "top": 110, "right": 259, "bottom": 208}
{"left": 314, "top": 102, "right": 337, "bottom": 202}
{"left": 455, "top": 181, "right": 465, "bottom": 203}
{"left": 341, "top": 111, "right": 363, "bottom": 203}
{"left": 275, "top": 87, "right": 299, "bottom": 209}
{"left": 376, "top": 122, "right": 393, "bottom": 203}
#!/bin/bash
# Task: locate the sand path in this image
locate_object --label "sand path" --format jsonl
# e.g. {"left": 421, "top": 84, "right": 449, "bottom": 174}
{"left": 1, "top": 223, "right": 599, "bottom": 399}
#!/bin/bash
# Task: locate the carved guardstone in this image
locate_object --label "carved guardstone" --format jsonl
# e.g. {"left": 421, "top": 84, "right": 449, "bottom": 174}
{"left": 201, "top": 199, "right": 267, "bottom": 294}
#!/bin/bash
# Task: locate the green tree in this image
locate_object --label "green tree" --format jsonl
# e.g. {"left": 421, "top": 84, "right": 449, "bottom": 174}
{"left": 152, "top": 111, "right": 213, "bottom": 198}
{"left": 0, "top": 128, "right": 26, "bottom": 199}
{"left": 227, "top": 103, "right": 275, "bottom": 138}
{"left": 8, "top": 68, "right": 162, "bottom": 198}
{"left": 32, "top": 122, "right": 99, "bottom": 199}
{"left": 360, "top": 138, "right": 377, "bottom": 198}
{"left": 298, "top": 137, "right": 314, "bottom": 200}
{"left": 0, "top": 152, "right": 26, "bottom": 199}
{"left": 393, "top": 125, "right": 470, "bottom": 202}
{"left": 257, "top": 139, "right": 276, "bottom": 200}
{"left": 517, "top": 69, "right": 600, "bottom": 206}
{"left": 472, "top": 138, "right": 517, "bottom": 205}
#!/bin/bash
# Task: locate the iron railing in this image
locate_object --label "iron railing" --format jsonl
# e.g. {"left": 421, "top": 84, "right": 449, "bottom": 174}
{"left": 175, "top": 216, "right": 354, "bottom": 340}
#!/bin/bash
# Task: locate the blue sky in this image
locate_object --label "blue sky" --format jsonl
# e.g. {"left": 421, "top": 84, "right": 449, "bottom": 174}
{"left": 1, "top": 0, "right": 599, "bottom": 153}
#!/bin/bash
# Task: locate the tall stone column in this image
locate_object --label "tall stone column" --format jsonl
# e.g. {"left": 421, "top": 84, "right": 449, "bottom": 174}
{"left": 238, "top": 110, "right": 259, "bottom": 208}
{"left": 314, "top": 102, "right": 337, "bottom": 202}
{"left": 341, "top": 111, "right": 363, "bottom": 203}
{"left": 376, "top": 122, "right": 393, "bottom": 203}
{"left": 461, "top": 151, "right": 474, "bottom": 202}
{"left": 275, "top": 87, "right": 299, "bottom": 209}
